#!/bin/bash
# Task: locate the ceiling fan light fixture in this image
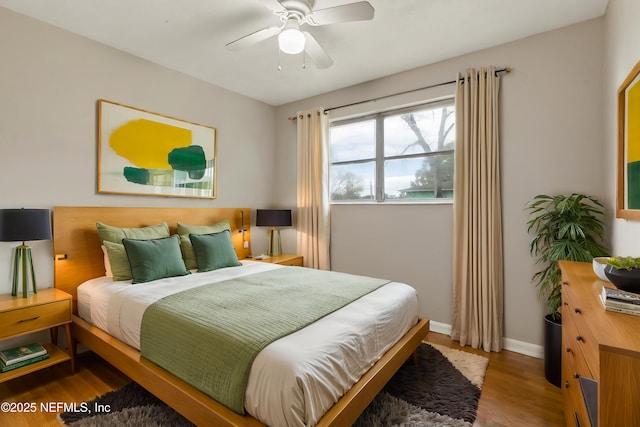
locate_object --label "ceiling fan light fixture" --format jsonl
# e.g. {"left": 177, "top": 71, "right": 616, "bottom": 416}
{"left": 278, "top": 19, "right": 305, "bottom": 54}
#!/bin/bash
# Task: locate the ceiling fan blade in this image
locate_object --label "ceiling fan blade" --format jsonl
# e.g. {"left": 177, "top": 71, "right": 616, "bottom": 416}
{"left": 258, "top": 0, "right": 287, "bottom": 13}
{"left": 225, "top": 26, "right": 281, "bottom": 51}
{"left": 303, "top": 31, "right": 333, "bottom": 69}
{"left": 307, "top": 1, "right": 374, "bottom": 26}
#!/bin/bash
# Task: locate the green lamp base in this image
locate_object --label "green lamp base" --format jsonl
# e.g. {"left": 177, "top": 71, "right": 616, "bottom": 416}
{"left": 267, "top": 227, "right": 282, "bottom": 257}
{"left": 11, "top": 245, "right": 38, "bottom": 298}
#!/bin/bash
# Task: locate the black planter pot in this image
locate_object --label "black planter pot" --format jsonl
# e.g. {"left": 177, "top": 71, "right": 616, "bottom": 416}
{"left": 544, "top": 314, "right": 562, "bottom": 387}
{"left": 604, "top": 265, "right": 640, "bottom": 292}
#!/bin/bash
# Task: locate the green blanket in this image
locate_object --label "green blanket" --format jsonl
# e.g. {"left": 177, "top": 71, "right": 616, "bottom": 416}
{"left": 140, "top": 267, "right": 389, "bottom": 414}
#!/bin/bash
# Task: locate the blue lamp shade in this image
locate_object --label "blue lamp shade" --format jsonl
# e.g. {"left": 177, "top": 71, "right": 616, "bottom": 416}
{"left": 0, "top": 208, "right": 51, "bottom": 298}
{"left": 0, "top": 209, "right": 52, "bottom": 242}
{"left": 255, "top": 209, "right": 292, "bottom": 228}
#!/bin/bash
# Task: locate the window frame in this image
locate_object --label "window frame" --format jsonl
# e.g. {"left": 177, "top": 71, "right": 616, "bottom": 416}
{"left": 329, "top": 97, "right": 455, "bottom": 204}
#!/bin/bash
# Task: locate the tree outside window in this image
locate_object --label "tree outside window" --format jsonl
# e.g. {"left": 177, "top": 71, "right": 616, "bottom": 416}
{"left": 330, "top": 99, "right": 455, "bottom": 202}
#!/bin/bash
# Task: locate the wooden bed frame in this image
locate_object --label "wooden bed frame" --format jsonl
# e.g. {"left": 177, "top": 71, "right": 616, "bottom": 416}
{"left": 52, "top": 206, "right": 430, "bottom": 427}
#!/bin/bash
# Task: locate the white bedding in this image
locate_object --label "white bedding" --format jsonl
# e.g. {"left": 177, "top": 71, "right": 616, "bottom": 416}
{"left": 77, "top": 261, "right": 419, "bottom": 427}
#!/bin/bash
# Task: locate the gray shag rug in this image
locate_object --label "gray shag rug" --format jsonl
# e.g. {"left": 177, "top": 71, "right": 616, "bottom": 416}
{"left": 59, "top": 343, "right": 488, "bottom": 427}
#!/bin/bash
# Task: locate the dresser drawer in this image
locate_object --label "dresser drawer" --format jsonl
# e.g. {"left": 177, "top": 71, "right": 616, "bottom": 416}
{"left": 562, "top": 349, "right": 591, "bottom": 427}
{"left": 0, "top": 300, "right": 71, "bottom": 339}
{"left": 563, "top": 287, "right": 599, "bottom": 378}
{"left": 563, "top": 306, "right": 594, "bottom": 379}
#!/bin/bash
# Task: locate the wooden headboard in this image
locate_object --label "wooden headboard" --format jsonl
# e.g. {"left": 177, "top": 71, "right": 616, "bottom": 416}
{"left": 53, "top": 206, "right": 251, "bottom": 313}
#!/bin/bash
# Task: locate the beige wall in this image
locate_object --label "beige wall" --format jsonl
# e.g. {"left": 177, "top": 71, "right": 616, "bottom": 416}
{"left": 0, "top": 7, "right": 277, "bottom": 296}
{"left": 275, "top": 18, "right": 606, "bottom": 353}
{"left": 604, "top": 0, "right": 640, "bottom": 253}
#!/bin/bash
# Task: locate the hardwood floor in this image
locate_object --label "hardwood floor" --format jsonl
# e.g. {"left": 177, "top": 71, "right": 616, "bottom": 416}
{"left": 0, "top": 351, "right": 130, "bottom": 427}
{"left": 0, "top": 332, "right": 564, "bottom": 427}
{"left": 427, "top": 333, "right": 565, "bottom": 427}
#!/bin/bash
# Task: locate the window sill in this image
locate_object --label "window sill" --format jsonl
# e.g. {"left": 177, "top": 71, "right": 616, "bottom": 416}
{"left": 330, "top": 199, "right": 453, "bottom": 206}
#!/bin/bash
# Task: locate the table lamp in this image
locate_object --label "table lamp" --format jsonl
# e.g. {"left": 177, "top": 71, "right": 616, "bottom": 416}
{"left": 0, "top": 208, "right": 52, "bottom": 298}
{"left": 255, "top": 209, "right": 292, "bottom": 257}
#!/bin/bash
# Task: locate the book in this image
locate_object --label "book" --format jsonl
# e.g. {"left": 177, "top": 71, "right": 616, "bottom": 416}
{"left": 603, "top": 304, "right": 640, "bottom": 317}
{"left": 600, "top": 288, "right": 640, "bottom": 315}
{"left": 0, "top": 354, "right": 50, "bottom": 373}
{"left": 0, "top": 343, "right": 48, "bottom": 366}
{"left": 605, "top": 298, "right": 640, "bottom": 311}
{"left": 602, "top": 286, "right": 640, "bottom": 306}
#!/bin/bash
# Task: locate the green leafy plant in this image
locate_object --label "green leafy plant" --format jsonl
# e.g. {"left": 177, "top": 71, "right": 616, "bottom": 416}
{"left": 607, "top": 256, "right": 640, "bottom": 270}
{"left": 526, "top": 194, "right": 608, "bottom": 321}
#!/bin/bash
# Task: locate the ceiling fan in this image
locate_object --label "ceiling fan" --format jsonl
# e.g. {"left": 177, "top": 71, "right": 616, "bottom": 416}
{"left": 225, "top": 0, "right": 375, "bottom": 69}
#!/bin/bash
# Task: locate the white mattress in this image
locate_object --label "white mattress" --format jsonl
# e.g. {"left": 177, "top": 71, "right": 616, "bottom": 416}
{"left": 77, "top": 261, "right": 419, "bottom": 427}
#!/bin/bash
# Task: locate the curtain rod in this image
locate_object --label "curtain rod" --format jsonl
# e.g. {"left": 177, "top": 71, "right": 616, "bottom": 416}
{"left": 287, "top": 66, "right": 511, "bottom": 120}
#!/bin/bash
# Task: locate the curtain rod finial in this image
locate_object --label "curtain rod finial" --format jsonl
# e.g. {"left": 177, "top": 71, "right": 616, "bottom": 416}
{"left": 505, "top": 67, "right": 512, "bottom": 73}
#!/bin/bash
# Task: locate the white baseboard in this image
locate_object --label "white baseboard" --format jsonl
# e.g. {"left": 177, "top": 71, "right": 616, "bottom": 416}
{"left": 429, "top": 320, "right": 452, "bottom": 336}
{"left": 428, "top": 321, "right": 544, "bottom": 359}
{"left": 502, "top": 338, "right": 544, "bottom": 359}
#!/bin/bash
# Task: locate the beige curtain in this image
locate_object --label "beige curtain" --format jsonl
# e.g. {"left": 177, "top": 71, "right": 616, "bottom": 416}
{"left": 296, "top": 108, "right": 331, "bottom": 270}
{"left": 451, "top": 66, "right": 503, "bottom": 352}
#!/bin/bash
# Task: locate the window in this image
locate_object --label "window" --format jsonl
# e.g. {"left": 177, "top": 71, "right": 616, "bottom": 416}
{"left": 329, "top": 99, "right": 455, "bottom": 202}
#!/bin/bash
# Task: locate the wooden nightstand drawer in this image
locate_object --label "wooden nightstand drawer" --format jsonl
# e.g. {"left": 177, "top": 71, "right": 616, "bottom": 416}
{"left": 0, "top": 300, "right": 71, "bottom": 339}
{"left": 252, "top": 254, "right": 303, "bottom": 266}
{"left": 275, "top": 257, "right": 303, "bottom": 266}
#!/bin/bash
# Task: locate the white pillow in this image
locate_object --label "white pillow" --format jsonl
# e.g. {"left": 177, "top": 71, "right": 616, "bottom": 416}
{"left": 101, "top": 245, "right": 113, "bottom": 277}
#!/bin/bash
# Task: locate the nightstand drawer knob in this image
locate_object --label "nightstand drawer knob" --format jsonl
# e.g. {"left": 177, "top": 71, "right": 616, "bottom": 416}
{"left": 17, "top": 316, "right": 41, "bottom": 323}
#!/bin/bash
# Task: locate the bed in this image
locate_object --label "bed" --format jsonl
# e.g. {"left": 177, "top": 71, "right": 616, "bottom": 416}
{"left": 53, "top": 206, "right": 429, "bottom": 427}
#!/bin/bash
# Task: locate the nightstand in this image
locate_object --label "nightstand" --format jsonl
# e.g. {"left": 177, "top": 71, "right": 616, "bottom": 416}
{"left": 252, "top": 254, "right": 303, "bottom": 266}
{"left": 0, "top": 288, "right": 74, "bottom": 382}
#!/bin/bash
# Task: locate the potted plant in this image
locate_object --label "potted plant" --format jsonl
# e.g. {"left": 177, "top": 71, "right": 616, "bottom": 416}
{"left": 526, "top": 193, "right": 608, "bottom": 386}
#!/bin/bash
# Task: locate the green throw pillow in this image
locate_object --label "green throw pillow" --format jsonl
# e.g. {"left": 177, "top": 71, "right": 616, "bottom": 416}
{"left": 97, "top": 222, "right": 170, "bottom": 243}
{"left": 102, "top": 241, "right": 133, "bottom": 281}
{"left": 122, "top": 235, "right": 190, "bottom": 284}
{"left": 97, "top": 222, "right": 171, "bottom": 281}
{"left": 189, "top": 230, "right": 241, "bottom": 272}
{"left": 177, "top": 220, "right": 230, "bottom": 270}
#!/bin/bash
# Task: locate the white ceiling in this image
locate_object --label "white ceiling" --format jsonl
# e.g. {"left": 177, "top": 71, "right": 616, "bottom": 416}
{"left": 0, "top": 0, "right": 608, "bottom": 106}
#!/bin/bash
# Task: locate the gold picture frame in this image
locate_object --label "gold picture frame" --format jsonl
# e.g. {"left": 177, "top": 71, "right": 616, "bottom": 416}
{"left": 98, "top": 99, "right": 217, "bottom": 199}
{"left": 616, "top": 60, "right": 640, "bottom": 219}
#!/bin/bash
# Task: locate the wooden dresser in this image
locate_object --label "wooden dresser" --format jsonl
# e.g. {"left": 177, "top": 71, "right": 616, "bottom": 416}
{"left": 559, "top": 261, "right": 640, "bottom": 427}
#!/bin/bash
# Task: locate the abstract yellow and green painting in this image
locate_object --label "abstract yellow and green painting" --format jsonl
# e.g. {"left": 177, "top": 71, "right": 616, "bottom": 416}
{"left": 628, "top": 76, "right": 640, "bottom": 209}
{"left": 98, "top": 100, "right": 216, "bottom": 199}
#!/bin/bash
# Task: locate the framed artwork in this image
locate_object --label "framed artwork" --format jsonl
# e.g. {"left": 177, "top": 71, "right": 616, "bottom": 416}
{"left": 98, "top": 99, "right": 217, "bottom": 199}
{"left": 617, "top": 60, "right": 640, "bottom": 219}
